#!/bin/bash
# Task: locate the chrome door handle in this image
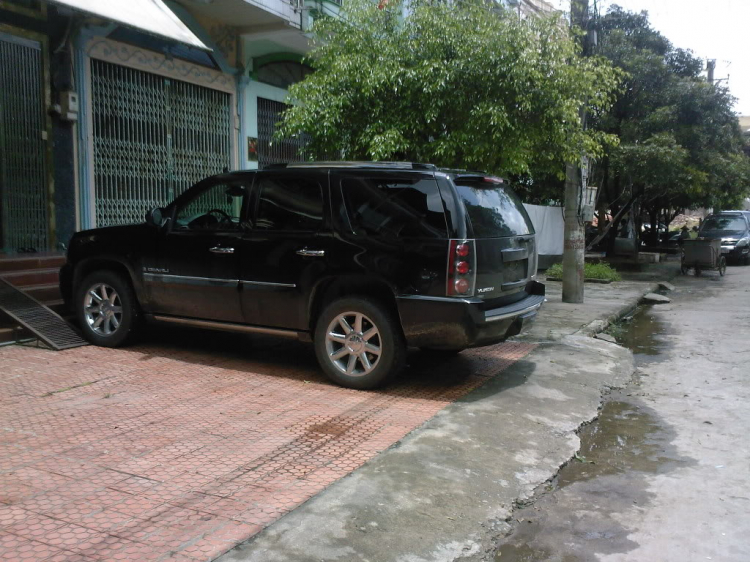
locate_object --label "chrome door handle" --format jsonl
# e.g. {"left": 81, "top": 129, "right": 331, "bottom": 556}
{"left": 209, "top": 246, "right": 235, "bottom": 254}
{"left": 296, "top": 248, "right": 325, "bottom": 257}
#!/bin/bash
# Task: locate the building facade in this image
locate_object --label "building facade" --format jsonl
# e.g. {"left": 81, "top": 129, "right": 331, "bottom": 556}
{"left": 0, "top": 0, "right": 319, "bottom": 253}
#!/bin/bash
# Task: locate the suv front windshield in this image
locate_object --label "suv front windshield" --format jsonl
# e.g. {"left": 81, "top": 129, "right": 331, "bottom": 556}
{"left": 700, "top": 216, "right": 747, "bottom": 232}
{"left": 455, "top": 182, "right": 533, "bottom": 238}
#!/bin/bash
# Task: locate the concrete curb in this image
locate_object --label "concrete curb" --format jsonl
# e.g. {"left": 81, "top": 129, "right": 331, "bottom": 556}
{"left": 573, "top": 281, "right": 660, "bottom": 338}
{"left": 573, "top": 264, "right": 680, "bottom": 338}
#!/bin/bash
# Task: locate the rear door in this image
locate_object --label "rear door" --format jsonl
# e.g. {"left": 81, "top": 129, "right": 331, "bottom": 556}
{"left": 453, "top": 179, "right": 536, "bottom": 302}
{"left": 336, "top": 170, "right": 451, "bottom": 298}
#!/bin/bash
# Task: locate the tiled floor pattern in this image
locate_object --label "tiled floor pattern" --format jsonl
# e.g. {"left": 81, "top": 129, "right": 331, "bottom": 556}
{"left": 0, "top": 330, "right": 534, "bottom": 561}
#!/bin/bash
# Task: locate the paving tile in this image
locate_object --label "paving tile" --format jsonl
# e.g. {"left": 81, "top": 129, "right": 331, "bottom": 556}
{"left": 2, "top": 513, "right": 66, "bottom": 541}
{"left": 0, "top": 533, "right": 65, "bottom": 561}
{"left": 0, "top": 336, "right": 534, "bottom": 560}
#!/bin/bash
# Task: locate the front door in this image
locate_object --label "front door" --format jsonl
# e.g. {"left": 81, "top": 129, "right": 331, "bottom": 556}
{"left": 239, "top": 170, "right": 329, "bottom": 330}
{"left": 147, "top": 178, "right": 249, "bottom": 322}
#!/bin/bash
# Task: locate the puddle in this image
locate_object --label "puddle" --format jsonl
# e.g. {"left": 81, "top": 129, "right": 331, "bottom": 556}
{"left": 553, "top": 401, "right": 669, "bottom": 489}
{"left": 609, "top": 305, "right": 670, "bottom": 361}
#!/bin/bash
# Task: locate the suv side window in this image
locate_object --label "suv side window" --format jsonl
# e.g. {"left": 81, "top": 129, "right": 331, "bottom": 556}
{"left": 255, "top": 175, "right": 324, "bottom": 232}
{"left": 174, "top": 181, "right": 248, "bottom": 231}
{"left": 341, "top": 176, "right": 447, "bottom": 239}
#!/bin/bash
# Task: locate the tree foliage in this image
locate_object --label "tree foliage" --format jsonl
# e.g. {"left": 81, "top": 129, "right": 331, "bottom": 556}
{"left": 591, "top": 5, "right": 750, "bottom": 247}
{"left": 277, "top": 0, "right": 620, "bottom": 177}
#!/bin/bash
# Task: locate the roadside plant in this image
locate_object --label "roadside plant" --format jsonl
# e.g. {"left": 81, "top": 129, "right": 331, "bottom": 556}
{"left": 546, "top": 262, "right": 621, "bottom": 282}
{"left": 276, "top": 0, "right": 621, "bottom": 178}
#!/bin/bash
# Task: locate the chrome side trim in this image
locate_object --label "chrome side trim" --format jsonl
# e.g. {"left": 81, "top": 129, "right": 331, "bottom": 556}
{"left": 240, "top": 280, "right": 297, "bottom": 288}
{"left": 144, "top": 273, "right": 238, "bottom": 287}
{"left": 151, "top": 315, "right": 301, "bottom": 338}
{"left": 396, "top": 294, "right": 482, "bottom": 305}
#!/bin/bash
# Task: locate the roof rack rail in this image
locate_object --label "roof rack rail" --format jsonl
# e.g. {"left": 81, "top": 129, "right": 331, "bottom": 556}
{"left": 263, "top": 161, "right": 437, "bottom": 170}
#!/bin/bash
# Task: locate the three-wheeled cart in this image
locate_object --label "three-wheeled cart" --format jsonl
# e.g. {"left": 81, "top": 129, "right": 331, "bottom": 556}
{"left": 680, "top": 238, "right": 726, "bottom": 276}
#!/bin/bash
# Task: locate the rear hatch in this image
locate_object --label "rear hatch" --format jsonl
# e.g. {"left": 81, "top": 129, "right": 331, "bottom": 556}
{"left": 453, "top": 177, "right": 536, "bottom": 305}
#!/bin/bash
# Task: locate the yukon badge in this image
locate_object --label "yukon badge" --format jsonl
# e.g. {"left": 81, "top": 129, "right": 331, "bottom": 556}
{"left": 477, "top": 287, "right": 494, "bottom": 294}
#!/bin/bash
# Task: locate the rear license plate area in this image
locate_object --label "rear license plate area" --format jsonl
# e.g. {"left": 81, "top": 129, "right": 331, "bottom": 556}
{"left": 503, "top": 259, "right": 528, "bottom": 283}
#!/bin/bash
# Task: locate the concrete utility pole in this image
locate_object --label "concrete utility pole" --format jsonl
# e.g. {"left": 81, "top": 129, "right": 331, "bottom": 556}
{"left": 707, "top": 59, "right": 716, "bottom": 85}
{"left": 562, "top": 0, "right": 589, "bottom": 304}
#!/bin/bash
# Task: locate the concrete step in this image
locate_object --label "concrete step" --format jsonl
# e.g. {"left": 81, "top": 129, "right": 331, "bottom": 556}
{"left": 0, "top": 254, "right": 65, "bottom": 273}
{"left": 22, "top": 283, "right": 62, "bottom": 304}
{"left": 0, "top": 268, "right": 59, "bottom": 288}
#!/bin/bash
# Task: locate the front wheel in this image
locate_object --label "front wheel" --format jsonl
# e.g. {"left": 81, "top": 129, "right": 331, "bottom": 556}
{"left": 719, "top": 256, "right": 727, "bottom": 276}
{"left": 76, "top": 271, "right": 139, "bottom": 347}
{"left": 680, "top": 263, "right": 689, "bottom": 275}
{"left": 314, "top": 297, "right": 405, "bottom": 389}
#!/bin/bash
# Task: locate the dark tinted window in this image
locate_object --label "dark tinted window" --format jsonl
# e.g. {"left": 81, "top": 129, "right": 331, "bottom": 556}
{"left": 700, "top": 215, "right": 747, "bottom": 232}
{"left": 341, "top": 177, "right": 447, "bottom": 238}
{"left": 256, "top": 175, "right": 323, "bottom": 231}
{"left": 455, "top": 183, "right": 533, "bottom": 238}
{"left": 175, "top": 181, "right": 247, "bottom": 231}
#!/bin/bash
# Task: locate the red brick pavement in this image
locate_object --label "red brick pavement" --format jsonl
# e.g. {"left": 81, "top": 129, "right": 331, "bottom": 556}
{"left": 0, "top": 331, "right": 534, "bottom": 561}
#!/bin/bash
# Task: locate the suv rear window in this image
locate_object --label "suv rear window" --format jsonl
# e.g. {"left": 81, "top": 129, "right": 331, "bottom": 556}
{"left": 455, "top": 182, "right": 533, "bottom": 238}
{"left": 341, "top": 177, "right": 448, "bottom": 239}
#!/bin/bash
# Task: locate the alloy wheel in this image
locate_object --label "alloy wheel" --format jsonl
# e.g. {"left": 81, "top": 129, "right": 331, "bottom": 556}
{"left": 83, "top": 283, "right": 123, "bottom": 336}
{"left": 325, "top": 311, "right": 382, "bottom": 377}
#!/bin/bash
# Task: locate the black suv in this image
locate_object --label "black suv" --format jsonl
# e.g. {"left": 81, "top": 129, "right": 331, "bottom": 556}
{"left": 60, "top": 162, "right": 544, "bottom": 389}
{"left": 698, "top": 211, "right": 750, "bottom": 265}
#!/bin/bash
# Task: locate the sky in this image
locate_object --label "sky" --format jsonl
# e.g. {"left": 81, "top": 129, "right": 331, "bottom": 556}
{"left": 549, "top": 0, "right": 750, "bottom": 116}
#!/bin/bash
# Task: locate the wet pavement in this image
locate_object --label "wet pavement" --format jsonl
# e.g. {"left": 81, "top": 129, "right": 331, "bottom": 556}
{"left": 494, "top": 306, "right": 688, "bottom": 562}
{"left": 493, "top": 265, "right": 750, "bottom": 562}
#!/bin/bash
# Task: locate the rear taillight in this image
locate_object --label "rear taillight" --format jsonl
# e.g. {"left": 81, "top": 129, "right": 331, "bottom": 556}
{"left": 447, "top": 239, "right": 476, "bottom": 297}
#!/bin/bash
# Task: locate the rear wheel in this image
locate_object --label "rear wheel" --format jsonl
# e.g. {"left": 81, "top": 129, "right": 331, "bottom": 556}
{"left": 314, "top": 296, "right": 405, "bottom": 389}
{"left": 680, "top": 263, "right": 689, "bottom": 275}
{"left": 76, "top": 271, "right": 139, "bottom": 347}
{"left": 719, "top": 256, "right": 727, "bottom": 276}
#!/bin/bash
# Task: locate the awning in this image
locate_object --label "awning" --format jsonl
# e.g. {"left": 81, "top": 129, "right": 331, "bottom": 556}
{"left": 48, "top": 0, "right": 209, "bottom": 50}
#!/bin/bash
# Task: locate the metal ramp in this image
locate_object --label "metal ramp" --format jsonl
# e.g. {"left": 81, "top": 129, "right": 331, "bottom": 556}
{"left": 0, "top": 278, "right": 87, "bottom": 350}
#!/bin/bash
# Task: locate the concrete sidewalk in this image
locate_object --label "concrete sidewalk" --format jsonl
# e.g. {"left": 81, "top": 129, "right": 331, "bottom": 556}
{"left": 217, "top": 267, "right": 676, "bottom": 562}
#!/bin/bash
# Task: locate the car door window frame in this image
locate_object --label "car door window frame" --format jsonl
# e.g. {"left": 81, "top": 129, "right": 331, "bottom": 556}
{"left": 167, "top": 177, "right": 252, "bottom": 234}
{"left": 249, "top": 170, "right": 328, "bottom": 234}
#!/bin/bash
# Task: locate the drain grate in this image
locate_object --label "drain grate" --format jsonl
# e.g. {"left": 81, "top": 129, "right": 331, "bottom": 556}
{"left": 0, "top": 278, "right": 87, "bottom": 350}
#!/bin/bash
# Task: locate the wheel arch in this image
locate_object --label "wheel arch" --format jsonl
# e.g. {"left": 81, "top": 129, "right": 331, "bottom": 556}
{"left": 307, "top": 274, "right": 400, "bottom": 335}
{"left": 72, "top": 256, "right": 141, "bottom": 304}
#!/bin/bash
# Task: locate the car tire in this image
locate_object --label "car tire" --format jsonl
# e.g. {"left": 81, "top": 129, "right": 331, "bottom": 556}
{"left": 76, "top": 270, "right": 140, "bottom": 347}
{"left": 314, "top": 296, "right": 405, "bottom": 390}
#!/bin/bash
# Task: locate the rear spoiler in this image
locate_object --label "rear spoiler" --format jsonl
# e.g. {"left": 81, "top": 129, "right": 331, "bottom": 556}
{"left": 453, "top": 174, "right": 505, "bottom": 184}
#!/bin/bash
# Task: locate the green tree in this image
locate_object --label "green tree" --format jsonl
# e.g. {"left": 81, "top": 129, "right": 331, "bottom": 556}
{"left": 277, "top": 0, "right": 620, "bottom": 178}
{"left": 590, "top": 6, "right": 750, "bottom": 249}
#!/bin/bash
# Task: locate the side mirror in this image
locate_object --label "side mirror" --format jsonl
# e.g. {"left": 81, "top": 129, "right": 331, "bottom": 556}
{"left": 145, "top": 207, "right": 164, "bottom": 228}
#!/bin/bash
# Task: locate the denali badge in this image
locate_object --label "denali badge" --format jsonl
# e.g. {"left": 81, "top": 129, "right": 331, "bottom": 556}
{"left": 477, "top": 287, "right": 494, "bottom": 294}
